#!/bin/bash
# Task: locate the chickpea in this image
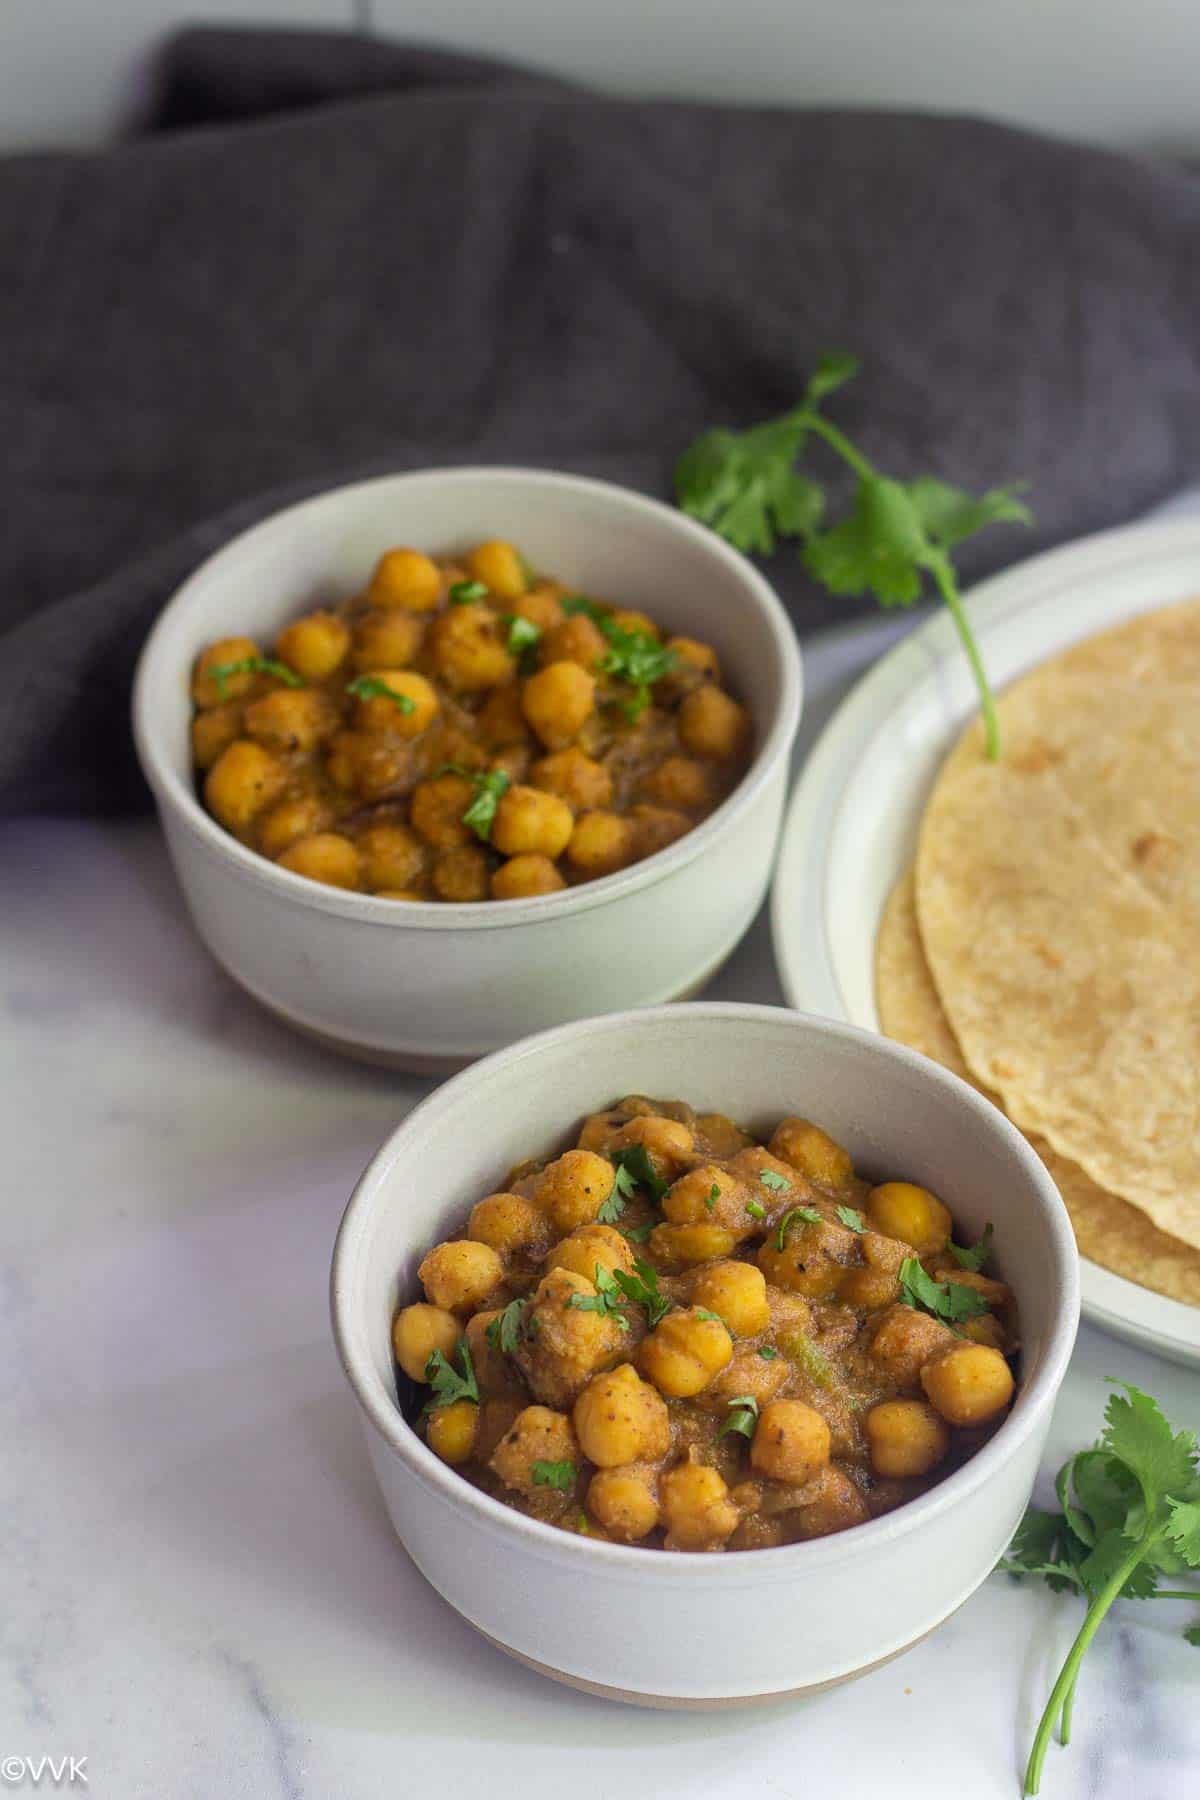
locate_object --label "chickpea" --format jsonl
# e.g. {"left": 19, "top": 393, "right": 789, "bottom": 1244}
{"left": 326, "top": 730, "right": 414, "bottom": 801}
{"left": 467, "top": 539, "right": 528, "bottom": 601}
{"left": 244, "top": 687, "right": 339, "bottom": 753}
{"left": 750, "top": 1400, "right": 831, "bottom": 1483}
{"left": 565, "top": 810, "right": 637, "bottom": 877}
{"left": 839, "top": 1264, "right": 902, "bottom": 1310}
{"left": 678, "top": 685, "right": 750, "bottom": 761}
{"left": 426, "top": 1398, "right": 479, "bottom": 1465}
{"left": 610, "top": 1113, "right": 693, "bottom": 1178}
{"left": 391, "top": 1302, "right": 461, "bottom": 1382}
{"left": 769, "top": 1118, "right": 854, "bottom": 1190}
{"left": 351, "top": 609, "right": 425, "bottom": 671}
{"left": 608, "top": 608, "right": 658, "bottom": 639}
{"left": 961, "top": 1313, "right": 1008, "bottom": 1351}
{"left": 663, "top": 1165, "right": 751, "bottom": 1235}
{"left": 629, "top": 804, "right": 691, "bottom": 858}
{"left": 540, "top": 614, "right": 608, "bottom": 672}
{"left": 410, "top": 773, "right": 475, "bottom": 849}
{"left": 640, "top": 1308, "right": 733, "bottom": 1398}
{"left": 866, "top": 1182, "right": 952, "bottom": 1255}
{"left": 358, "top": 823, "right": 428, "bottom": 892}
{"left": 205, "top": 740, "right": 288, "bottom": 833}
{"left": 649, "top": 1222, "right": 739, "bottom": 1268}
{"left": 514, "top": 1268, "right": 629, "bottom": 1408}
{"left": 418, "top": 1239, "right": 504, "bottom": 1314}
{"left": 666, "top": 636, "right": 720, "bottom": 683}
{"left": 431, "top": 846, "right": 490, "bottom": 902}
{"left": 707, "top": 1349, "right": 791, "bottom": 1410}
{"left": 692, "top": 1261, "right": 770, "bottom": 1337}
{"left": 868, "top": 1303, "right": 956, "bottom": 1388}
{"left": 491, "top": 785, "right": 574, "bottom": 858}
{"left": 191, "top": 702, "right": 244, "bottom": 771}
{"left": 277, "top": 832, "right": 361, "bottom": 890}
{"left": 430, "top": 606, "right": 515, "bottom": 692}
{"left": 545, "top": 1223, "right": 635, "bottom": 1283}
{"left": 351, "top": 669, "right": 440, "bottom": 737}
{"left": 756, "top": 1234, "right": 845, "bottom": 1301}
{"left": 465, "top": 1310, "right": 523, "bottom": 1397}
{"left": 468, "top": 1191, "right": 552, "bottom": 1257}
{"left": 192, "top": 636, "right": 261, "bottom": 708}
{"left": 865, "top": 1399, "right": 950, "bottom": 1478}
{"left": 574, "top": 1364, "right": 670, "bottom": 1467}
{"left": 510, "top": 584, "right": 565, "bottom": 632}
{"left": 369, "top": 547, "right": 442, "bottom": 612}
{"left": 477, "top": 683, "right": 532, "bottom": 747}
{"left": 258, "top": 794, "right": 334, "bottom": 859}
{"left": 920, "top": 1343, "right": 1015, "bottom": 1426}
{"left": 530, "top": 746, "right": 613, "bottom": 811}
{"left": 489, "top": 1404, "right": 579, "bottom": 1497}
{"left": 522, "top": 661, "right": 597, "bottom": 750}
{"left": 637, "top": 756, "right": 711, "bottom": 812}
{"left": 790, "top": 1465, "right": 871, "bottom": 1538}
{"left": 491, "top": 854, "right": 566, "bottom": 900}
{"left": 534, "top": 1149, "right": 616, "bottom": 1232}
{"left": 587, "top": 1469, "right": 659, "bottom": 1541}
{"left": 660, "top": 1460, "right": 740, "bottom": 1551}
{"left": 275, "top": 610, "right": 350, "bottom": 679}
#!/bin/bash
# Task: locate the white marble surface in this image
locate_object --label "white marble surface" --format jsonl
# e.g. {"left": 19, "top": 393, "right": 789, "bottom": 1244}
{"left": 2, "top": 604, "right": 1199, "bottom": 1798}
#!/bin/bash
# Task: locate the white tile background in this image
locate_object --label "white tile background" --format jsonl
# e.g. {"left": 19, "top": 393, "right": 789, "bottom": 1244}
{"left": 3, "top": 0, "right": 1200, "bottom": 155}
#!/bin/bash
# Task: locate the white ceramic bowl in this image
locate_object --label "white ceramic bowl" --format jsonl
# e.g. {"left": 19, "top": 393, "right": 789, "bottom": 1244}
{"left": 330, "top": 1003, "right": 1079, "bottom": 1706}
{"left": 132, "top": 467, "right": 802, "bottom": 1069}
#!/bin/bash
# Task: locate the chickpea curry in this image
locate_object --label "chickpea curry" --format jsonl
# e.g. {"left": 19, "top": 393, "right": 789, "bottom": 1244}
{"left": 394, "top": 1097, "right": 1019, "bottom": 1552}
{"left": 189, "top": 540, "right": 752, "bottom": 902}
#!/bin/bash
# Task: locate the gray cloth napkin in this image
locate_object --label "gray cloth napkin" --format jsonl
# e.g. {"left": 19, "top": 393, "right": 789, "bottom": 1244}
{"left": 4, "top": 26, "right": 1200, "bottom": 815}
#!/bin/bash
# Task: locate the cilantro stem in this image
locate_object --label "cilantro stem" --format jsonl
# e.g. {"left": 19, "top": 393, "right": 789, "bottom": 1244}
{"left": 802, "top": 412, "right": 874, "bottom": 483}
{"left": 929, "top": 557, "right": 1000, "bottom": 761}
{"left": 1024, "top": 1531, "right": 1157, "bottom": 1795}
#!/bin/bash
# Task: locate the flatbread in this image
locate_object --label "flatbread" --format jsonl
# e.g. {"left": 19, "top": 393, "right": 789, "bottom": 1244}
{"left": 877, "top": 870, "right": 1200, "bottom": 1307}
{"left": 915, "top": 602, "right": 1200, "bottom": 1251}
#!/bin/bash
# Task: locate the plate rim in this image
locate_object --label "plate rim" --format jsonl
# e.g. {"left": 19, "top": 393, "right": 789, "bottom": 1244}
{"left": 770, "top": 512, "right": 1200, "bottom": 1367}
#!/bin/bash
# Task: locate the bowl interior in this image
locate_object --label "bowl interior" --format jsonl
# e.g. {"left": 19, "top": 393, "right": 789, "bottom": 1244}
{"left": 139, "top": 467, "right": 793, "bottom": 822}
{"left": 338, "top": 1005, "right": 1077, "bottom": 1470}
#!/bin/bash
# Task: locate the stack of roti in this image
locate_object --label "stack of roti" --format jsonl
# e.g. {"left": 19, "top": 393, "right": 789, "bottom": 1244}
{"left": 876, "top": 598, "right": 1200, "bottom": 1305}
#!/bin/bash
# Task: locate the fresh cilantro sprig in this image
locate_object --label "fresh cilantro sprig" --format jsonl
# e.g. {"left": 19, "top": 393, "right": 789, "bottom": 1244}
{"left": 532, "top": 1459, "right": 576, "bottom": 1491}
{"left": 898, "top": 1255, "right": 990, "bottom": 1323}
{"left": 610, "top": 1144, "right": 670, "bottom": 1203}
{"left": 674, "top": 353, "right": 1032, "bottom": 759}
{"left": 947, "top": 1222, "right": 995, "bottom": 1273}
{"left": 346, "top": 674, "right": 417, "bottom": 714}
{"left": 758, "top": 1169, "right": 790, "bottom": 1194}
{"left": 1000, "top": 1383, "right": 1200, "bottom": 1795}
{"left": 565, "top": 1264, "right": 631, "bottom": 1331}
{"left": 597, "top": 621, "right": 678, "bottom": 721}
{"left": 485, "top": 1297, "right": 529, "bottom": 1355}
{"left": 441, "top": 764, "right": 512, "bottom": 842}
{"left": 611, "top": 1258, "right": 673, "bottom": 1330}
{"left": 620, "top": 1220, "right": 656, "bottom": 1244}
{"left": 717, "top": 1393, "right": 760, "bottom": 1441}
{"left": 835, "top": 1204, "right": 867, "bottom": 1233}
{"left": 449, "top": 579, "right": 488, "bottom": 604}
{"left": 207, "top": 655, "right": 304, "bottom": 700}
{"left": 745, "top": 1198, "right": 766, "bottom": 1222}
{"left": 775, "top": 1205, "right": 822, "bottom": 1250}
{"left": 421, "top": 1339, "right": 479, "bottom": 1413}
{"left": 503, "top": 614, "right": 542, "bottom": 671}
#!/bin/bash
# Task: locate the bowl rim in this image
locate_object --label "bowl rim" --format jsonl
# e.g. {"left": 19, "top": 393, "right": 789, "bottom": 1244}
{"left": 132, "top": 465, "right": 803, "bottom": 932}
{"left": 330, "top": 1001, "right": 1081, "bottom": 1579}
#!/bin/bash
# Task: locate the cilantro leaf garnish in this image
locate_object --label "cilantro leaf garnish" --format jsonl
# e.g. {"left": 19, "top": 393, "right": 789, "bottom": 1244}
{"left": 610, "top": 1144, "right": 670, "bottom": 1203}
{"left": 565, "top": 1264, "right": 631, "bottom": 1331}
{"left": 694, "top": 1308, "right": 723, "bottom": 1323}
{"left": 449, "top": 579, "right": 489, "bottom": 604}
{"left": 898, "top": 1256, "right": 989, "bottom": 1323}
{"left": 1000, "top": 1383, "right": 1200, "bottom": 1794}
{"left": 706, "top": 1184, "right": 721, "bottom": 1214}
{"left": 596, "top": 620, "right": 678, "bottom": 721}
{"left": 502, "top": 613, "right": 542, "bottom": 671}
{"left": 758, "top": 1169, "right": 790, "bottom": 1193}
{"left": 485, "top": 1297, "right": 528, "bottom": 1355}
{"left": 745, "top": 1198, "right": 766, "bottom": 1221}
{"left": 438, "top": 765, "right": 511, "bottom": 841}
{"left": 717, "top": 1393, "right": 760, "bottom": 1441}
{"left": 758, "top": 1345, "right": 779, "bottom": 1360}
{"left": 775, "top": 1206, "right": 822, "bottom": 1250}
{"left": 673, "top": 353, "right": 1031, "bottom": 759}
{"left": 610, "top": 1258, "right": 673, "bottom": 1329}
{"left": 561, "top": 594, "right": 607, "bottom": 622}
{"left": 597, "top": 1183, "right": 627, "bottom": 1225}
{"left": 532, "top": 1459, "right": 576, "bottom": 1491}
{"left": 947, "top": 1223, "right": 994, "bottom": 1272}
{"left": 421, "top": 1339, "right": 479, "bottom": 1413}
{"left": 207, "top": 655, "right": 304, "bottom": 700}
{"left": 345, "top": 674, "right": 417, "bottom": 714}
{"left": 835, "top": 1205, "right": 867, "bottom": 1233}
{"left": 620, "top": 1220, "right": 655, "bottom": 1244}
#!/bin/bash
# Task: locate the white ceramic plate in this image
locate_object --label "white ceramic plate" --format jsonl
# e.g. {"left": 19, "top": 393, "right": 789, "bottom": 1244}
{"left": 771, "top": 515, "right": 1200, "bottom": 1369}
